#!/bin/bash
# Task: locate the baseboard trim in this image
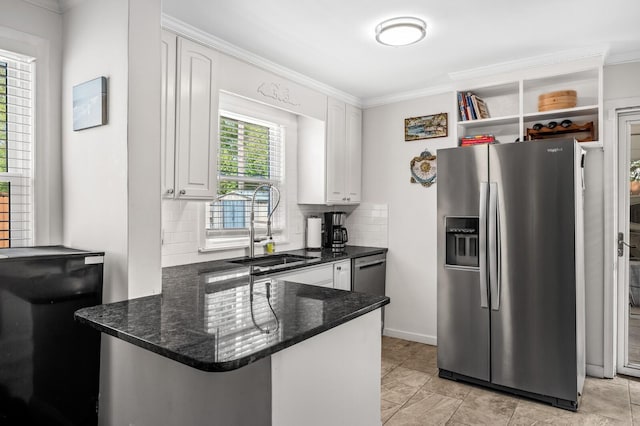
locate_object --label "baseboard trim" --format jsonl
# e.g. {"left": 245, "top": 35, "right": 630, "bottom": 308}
{"left": 381, "top": 329, "right": 602, "bottom": 376}
{"left": 586, "top": 364, "right": 604, "bottom": 378}
{"left": 383, "top": 328, "right": 437, "bottom": 346}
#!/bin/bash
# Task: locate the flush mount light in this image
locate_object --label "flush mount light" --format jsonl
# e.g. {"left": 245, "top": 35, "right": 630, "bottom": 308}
{"left": 375, "top": 17, "right": 427, "bottom": 46}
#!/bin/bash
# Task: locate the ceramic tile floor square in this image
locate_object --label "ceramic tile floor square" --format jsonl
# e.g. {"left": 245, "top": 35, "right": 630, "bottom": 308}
{"left": 380, "top": 336, "right": 640, "bottom": 425}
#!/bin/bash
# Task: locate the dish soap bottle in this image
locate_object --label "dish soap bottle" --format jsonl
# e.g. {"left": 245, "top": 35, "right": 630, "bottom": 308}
{"left": 265, "top": 237, "right": 276, "bottom": 254}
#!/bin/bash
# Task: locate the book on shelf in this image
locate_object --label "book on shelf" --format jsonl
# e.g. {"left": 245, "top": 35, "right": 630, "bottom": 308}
{"left": 460, "top": 134, "right": 495, "bottom": 146}
{"left": 457, "top": 91, "right": 491, "bottom": 121}
{"left": 457, "top": 92, "right": 467, "bottom": 121}
{"left": 474, "top": 95, "right": 490, "bottom": 119}
{"left": 465, "top": 93, "right": 477, "bottom": 120}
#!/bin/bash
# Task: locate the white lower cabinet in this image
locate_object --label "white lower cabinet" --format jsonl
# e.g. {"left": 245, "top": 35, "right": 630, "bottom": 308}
{"left": 269, "top": 260, "right": 352, "bottom": 289}
{"left": 333, "top": 260, "right": 351, "bottom": 291}
{"left": 270, "top": 263, "right": 334, "bottom": 288}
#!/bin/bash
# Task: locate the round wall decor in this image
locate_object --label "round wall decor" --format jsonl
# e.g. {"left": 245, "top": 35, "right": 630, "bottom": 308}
{"left": 410, "top": 150, "right": 437, "bottom": 187}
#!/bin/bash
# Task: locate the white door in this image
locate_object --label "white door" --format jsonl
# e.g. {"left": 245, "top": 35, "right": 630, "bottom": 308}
{"left": 617, "top": 110, "right": 640, "bottom": 377}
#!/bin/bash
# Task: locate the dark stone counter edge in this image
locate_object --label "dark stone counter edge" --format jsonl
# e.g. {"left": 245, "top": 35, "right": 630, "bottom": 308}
{"left": 74, "top": 296, "right": 390, "bottom": 373}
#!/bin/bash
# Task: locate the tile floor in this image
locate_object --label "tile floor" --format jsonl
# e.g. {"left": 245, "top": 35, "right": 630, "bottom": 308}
{"left": 381, "top": 336, "right": 640, "bottom": 425}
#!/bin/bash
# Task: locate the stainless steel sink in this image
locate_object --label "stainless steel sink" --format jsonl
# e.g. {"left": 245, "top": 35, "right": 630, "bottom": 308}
{"left": 229, "top": 254, "right": 316, "bottom": 268}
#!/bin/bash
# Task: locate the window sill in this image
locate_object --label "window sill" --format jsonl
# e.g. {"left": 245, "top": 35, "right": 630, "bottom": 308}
{"left": 199, "top": 238, "right": 290, "bottom": 254}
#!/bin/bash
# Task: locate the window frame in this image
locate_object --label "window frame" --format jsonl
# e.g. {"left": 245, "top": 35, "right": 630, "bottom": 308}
{"left": 0, "top": 50, "right": 34, "bottom": 248}
{"left": 205, "top": 96, "right": 290, "bottom": 248}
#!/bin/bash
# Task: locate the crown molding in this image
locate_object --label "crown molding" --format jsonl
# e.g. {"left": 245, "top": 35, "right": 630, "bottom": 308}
{"left": 448, "top": 45, "right": 608, "bottom": 81}
{"left": 22, "top": 0, "right": 62, "bottom": 13}
{"left": 361, "top": 84, "right": 453, "bottom": 109}
{"left": 161, "top": 14, "right": 362, "bottom": 108}
{"left": 59, "top": 0, "right": 85, "bottom": 12}
{"left": 605, "top": 49, "right": 640, "bottom": 66}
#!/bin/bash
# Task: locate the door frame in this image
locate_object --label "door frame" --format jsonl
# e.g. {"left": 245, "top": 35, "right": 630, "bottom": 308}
{"left": 604, "top": 97, "right": 640, "bottom": 378}
{"left": 615, "top": 106, "right": 640, "bottom": 376}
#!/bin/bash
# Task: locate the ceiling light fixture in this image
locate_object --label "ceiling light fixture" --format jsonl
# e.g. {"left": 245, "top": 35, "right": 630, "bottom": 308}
{"left": 375, "top": 17, "right": 427, "bottom": 47}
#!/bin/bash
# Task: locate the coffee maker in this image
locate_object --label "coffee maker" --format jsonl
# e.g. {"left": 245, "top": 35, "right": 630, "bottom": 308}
{"left": 323, "top": 212, "right": 348, "bottom": 253}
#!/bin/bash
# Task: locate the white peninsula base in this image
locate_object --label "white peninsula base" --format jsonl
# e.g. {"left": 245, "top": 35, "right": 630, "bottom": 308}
{"left": 272, "top": 309, "right": 382, "bottom": 426}
{"left": 98, "top": 309, "right": 382, "bottom": 426}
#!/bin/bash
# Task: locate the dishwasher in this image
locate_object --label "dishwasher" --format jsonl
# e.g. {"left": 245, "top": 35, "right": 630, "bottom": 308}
{"left": 352, "top": 253, "right": 387, "bottom": 328}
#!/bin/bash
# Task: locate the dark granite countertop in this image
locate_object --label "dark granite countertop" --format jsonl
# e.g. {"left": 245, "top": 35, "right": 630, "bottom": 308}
{"left": 221, "top": 245, "right": 388, "bottom": 276}
{"left": 0, "top": 245, "right": 104, "bottom": 261}
{"left": 75, "top": 245, "right": 389, "bottom": 372}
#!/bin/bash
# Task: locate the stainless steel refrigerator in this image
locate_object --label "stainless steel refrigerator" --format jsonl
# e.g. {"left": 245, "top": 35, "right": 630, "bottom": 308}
{"left": 436, "top": 139, "right": 586, "bottom": 410}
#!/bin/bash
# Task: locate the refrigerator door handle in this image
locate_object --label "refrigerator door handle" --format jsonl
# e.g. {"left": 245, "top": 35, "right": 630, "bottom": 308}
{"left": 489, "top": 182, "right": 501, "bottom": 311}
{"left": 479, "top": 182, "right": 489, "bottom": 308}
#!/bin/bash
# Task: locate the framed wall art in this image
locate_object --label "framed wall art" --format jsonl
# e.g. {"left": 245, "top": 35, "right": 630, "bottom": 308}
{"left": 404, "top": 113, "right": 447, "bottom": 141}
{"left": 73, "top": 76, "right": 108, "bottom": 131}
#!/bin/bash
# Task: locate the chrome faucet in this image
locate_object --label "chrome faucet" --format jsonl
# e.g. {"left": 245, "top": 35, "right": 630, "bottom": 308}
{"left": 249, "top": 184, "right": 280, "bottom": 258}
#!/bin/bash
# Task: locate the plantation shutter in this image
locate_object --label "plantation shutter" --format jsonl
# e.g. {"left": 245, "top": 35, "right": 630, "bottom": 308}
{"left": 0, "top": 51, "right": 34, "bottom": 248}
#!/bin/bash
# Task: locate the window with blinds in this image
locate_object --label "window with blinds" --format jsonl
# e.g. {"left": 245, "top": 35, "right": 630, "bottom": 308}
{"left": 207, "top": 112, "right": 284, "bottom": 238}
{"left": 0, "top": 51, "right": 34, "bottom": 248}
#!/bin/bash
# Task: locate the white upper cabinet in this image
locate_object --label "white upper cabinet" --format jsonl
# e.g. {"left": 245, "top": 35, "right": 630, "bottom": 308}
{"left": 298, "top": 97, "right": 362, "bottom": 205}
{"left": 161, "top": 31, "right": 219, "bottom": 200}
{"left": 345, "top": 104, "right": 362, "bottom": 203}
{"left": 326, "top": 98, "right": 347, "bottom": 203}
{"left": 161, "top": 31, "right": 177, "bottom": 198}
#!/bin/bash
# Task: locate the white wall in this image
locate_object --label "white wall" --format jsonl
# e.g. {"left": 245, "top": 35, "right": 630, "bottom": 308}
{"left": 62, "top": 0, "right": 130, "bottom": 301}
{"left": 0, "top": 0, "right": 63, "bottom": 245}
{"left": 62, "top": 0, "right": 161, "bottom": 298}
{"left": 363, "top": 93, "right": 455, "bottom": 344}
{"left": 61, "top": 0, "right": 162, "bottom": 423}
{"left": 602, "top": 61, "right": 640, "bottom": 376}
{"left": 604, "top": 62, "right": 640, "bottom": 101}
{"left": 127, "top": 0, "right": 162, "bottom": 298}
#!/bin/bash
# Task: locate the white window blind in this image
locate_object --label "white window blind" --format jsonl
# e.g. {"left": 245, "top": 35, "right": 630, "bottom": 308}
{"left": 207, "top": 111, "right": 284, "bottom": 237}
{"left": 0, "top": 50, "right": 34, "bottom": 248}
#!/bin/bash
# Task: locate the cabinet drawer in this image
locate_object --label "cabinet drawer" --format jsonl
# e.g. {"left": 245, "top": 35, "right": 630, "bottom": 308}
{"left": 269, "top": 264, "right": 334, "bottom": 288}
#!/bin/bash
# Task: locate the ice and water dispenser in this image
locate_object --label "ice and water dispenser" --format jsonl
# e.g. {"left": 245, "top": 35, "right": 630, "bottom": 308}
{"left": 445, "top": 217, "right": 479, "bottom": 268}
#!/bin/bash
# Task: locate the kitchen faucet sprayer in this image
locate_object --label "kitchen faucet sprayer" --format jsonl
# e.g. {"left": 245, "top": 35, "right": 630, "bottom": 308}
{"left": 249, "top": 184, "right": 280, "bottom": 258}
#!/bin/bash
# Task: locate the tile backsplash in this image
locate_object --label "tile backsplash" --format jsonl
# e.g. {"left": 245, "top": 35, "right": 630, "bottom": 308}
{"left": 162, "top": 199, "right": 201, "bottom": 260}
{"left": 161, "top": 200, "right": 388, "bottom": 267}
{"left": 297, "top": 202, "right": 389, "bottom": 248}
{"left": 345, "top": 202, "right": 388, "bottom": 248}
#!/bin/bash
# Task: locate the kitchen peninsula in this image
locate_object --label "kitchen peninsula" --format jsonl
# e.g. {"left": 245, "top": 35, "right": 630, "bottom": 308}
{"left": 75, "top": 248, "right": 389, "bottom": 426}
